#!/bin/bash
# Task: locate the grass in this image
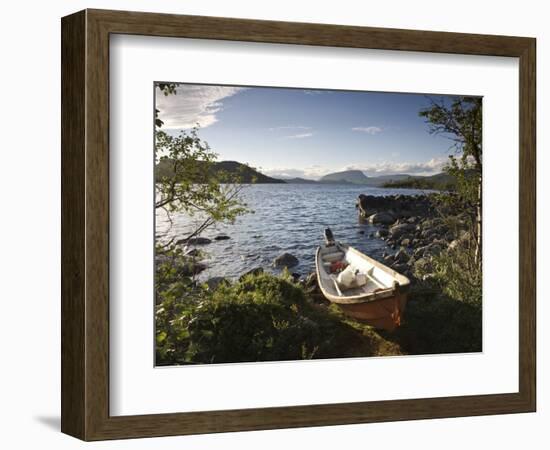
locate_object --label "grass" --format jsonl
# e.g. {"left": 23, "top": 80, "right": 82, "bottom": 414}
{"left": 381, "top": 286, "right": 482, "bottom": 355}
{"left": 155, "top": 271, "right": 403, "bottom": 365}
{"left": 155, "top": 268, "right": 482, "bottom": 365}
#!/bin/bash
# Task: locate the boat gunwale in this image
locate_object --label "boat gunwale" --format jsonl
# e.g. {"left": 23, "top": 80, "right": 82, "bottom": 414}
{"left": 315, "top": 244, "right": 410, "bottom": 305}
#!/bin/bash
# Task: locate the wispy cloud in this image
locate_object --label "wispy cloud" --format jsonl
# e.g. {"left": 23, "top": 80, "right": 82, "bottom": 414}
{"left": 262, "top": 165, "right": 330, "bottom": 180}
{"left": 269, "top": 126, "right": 314, "bottom": 139}
{"left": 352, "top": 126, "right": 383, "bottom": 135}
{"left": 344, "top": 157, "right": 447, "bottom": 176}
{"left": 262, "top": 157, "right": 448, "bottom": 180}
{"left": 269, "top": 126, "right": 312, "bottom": 131}
{"left": 284, "top": 132, "right": 314, "bottom": 139}
{"left": 155, "top": 84, "right": 245, "bottom": 130}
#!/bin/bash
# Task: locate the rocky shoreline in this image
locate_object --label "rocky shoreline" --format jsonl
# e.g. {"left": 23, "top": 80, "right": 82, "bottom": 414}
{"left": 156, "top": 193, "right": 470, "bottom": 299}
{"left": 356, "top": 193, "right": 469, "bottom": 281}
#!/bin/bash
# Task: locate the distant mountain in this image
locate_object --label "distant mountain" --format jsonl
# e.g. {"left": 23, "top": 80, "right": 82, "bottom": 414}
{"left": 318, "top": 170, "right": 416, "bottom": 187}
{"left": 278, "top": 177, "right": 319, "bottom": 184}
{"left": 156, "top": 159, "right": 458, "bottom": 189}
{"left": 317, "top": 170, "right": 459, "bottom": 189}
{"left": 381, "top": 172, "right": 457, "bottom": 190}
{"left": 214, "top": 161, "right": 286, "bottom": 183}
{"left": 156, "top": 159, "right": 286, "bottom": 184}
{"left": 363, "top": 174, "right": 411, "bottom": 186}
{"left": 319, "top": 170, "right": 369, "bottom": 184}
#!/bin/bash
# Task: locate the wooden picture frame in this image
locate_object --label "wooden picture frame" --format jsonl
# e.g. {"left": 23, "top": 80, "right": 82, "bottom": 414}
{"left": 61, "top": 9, "right": 536, "bottom": 441}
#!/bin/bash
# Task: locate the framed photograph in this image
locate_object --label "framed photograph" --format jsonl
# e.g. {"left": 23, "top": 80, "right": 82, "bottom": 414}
{"left": 61, "top": 9, "right": 536, "bottom": 441}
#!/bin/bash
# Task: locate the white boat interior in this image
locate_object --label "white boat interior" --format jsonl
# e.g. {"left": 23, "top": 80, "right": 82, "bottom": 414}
{"left": 316, "top": 243, "right": 409, "bottom": 303}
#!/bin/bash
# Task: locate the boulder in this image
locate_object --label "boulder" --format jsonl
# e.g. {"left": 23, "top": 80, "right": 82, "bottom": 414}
{"left": 376, "top": 228, "right": 389, "bottom": 239}
{"left": 182, "top": 247, "right": 201, "bottom": 257}
{"left": 177, "top": 237, "right": 211, "bottom": 245}
{"left": 206, "top": 277, "right": 229, "bottom": 290}
{"left": 273, "top": 252, "right": 299, "bottom": 268}
{"left": 392, "top": 262, "right": 408, "bottom": 274}
{"left": 394, "top": 248, "right": 410, "bottom": 264}
{"left": 448, "top": 239, "right": 460, "bottom": 250}
{"left": 304, "top": 272, "right": 318, "bottom": 289}
{"left": 179, "top": 261, "right": 207, "bottom": 277}
{"left": 214, "top": 235, "right": 231, "bottom": 241}
{"left": 368, "top": 212, "right": 396, "bottom": 225}
{"left": 389, "top": 223, "right": 415, "bottom": 240}
{"left": 239, "top": 267, "right": 264, "bottom": 281}
{"left": 426, "top": 243, "right": 443, "bottom": 256}
{"left": 291, "top": 272, "right": 301, "bottom": 282}
{"left": 401, "top": 238, "right": 411, "bottom": 247}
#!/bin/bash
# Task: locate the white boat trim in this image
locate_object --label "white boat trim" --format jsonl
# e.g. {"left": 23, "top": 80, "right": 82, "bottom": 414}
{"left": 315, "top": 242, "right": 410, "bottom": 305}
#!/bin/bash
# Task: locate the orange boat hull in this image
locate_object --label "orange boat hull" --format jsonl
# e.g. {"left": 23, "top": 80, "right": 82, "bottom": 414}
{"left": 337, "top": 292, "right": 408, "bottom": 332}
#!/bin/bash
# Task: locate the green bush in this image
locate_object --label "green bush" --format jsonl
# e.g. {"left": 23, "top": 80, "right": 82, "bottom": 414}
{"left": 415, "top": 237, "right": 481, "bottom": 306}
{"left": 390, "top": 288, "right": 482, "bottom": 354}
{"left": 155, "top": 271, "right": 392, "bottom": 365}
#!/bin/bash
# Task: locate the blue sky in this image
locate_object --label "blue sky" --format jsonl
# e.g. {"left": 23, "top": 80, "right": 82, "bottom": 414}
{"left": 155, "top": 83, "right": 463, "bottom": 179}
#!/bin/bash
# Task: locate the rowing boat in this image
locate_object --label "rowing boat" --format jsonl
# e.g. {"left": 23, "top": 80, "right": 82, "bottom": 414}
{"left": 315, "top": 229, "right": 410, "bottom": 331}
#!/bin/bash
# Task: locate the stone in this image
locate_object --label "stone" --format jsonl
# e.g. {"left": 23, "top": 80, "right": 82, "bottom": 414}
{"left": 206, "top": 277, "right": 228, "bottom": 290}
{"left": 239, "top": 267, "right": 264, "bottom": 281}
{"left": 420, "top": 228, "right": 432, "bottom": 239}
{"left": 394, "top": 248, "right": 410, "bottom": 263}
{"left": 376, "top": 228, "right": 389, "bottom": 239}
{"left": 389, "top": 223, "right": 415, "bottom": 240}
{"left": 448, "top": 239, "right": 460, "bottom": 250}
{"left": 414, "top": 246, "right": 428, "bottom": 258}
{"left": 182, "top": 247, "right": 201, "bottom": 257}
{"left": 392, "top": 263, "right": 408, "bottom": 274}
{"left": 273, "top": 252, "right": 299, "bottom": 268}
{"left": 214, "top": 235, "right": 231, "bottom": 241}
{"left": 426, "top": 244, "right": 443, "bottom": 256}
{"left": 304, "top": 272, "right": 318, "bottom": 289}
{"left": 368, "top": 211, "right": 396, "bottom": 225}
{"left": 179, "top": 261, "right": 206, "bottom": 277}
{"left": 177, "top": 237, "right": 211, "bottom": 245}
{"left": 401, "top": 238, "right": 411, "bottom": 247}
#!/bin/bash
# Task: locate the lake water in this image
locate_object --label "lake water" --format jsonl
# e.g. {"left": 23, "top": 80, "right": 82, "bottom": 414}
{"left": 156, "top": 184, "right": 431, "bottom": 280}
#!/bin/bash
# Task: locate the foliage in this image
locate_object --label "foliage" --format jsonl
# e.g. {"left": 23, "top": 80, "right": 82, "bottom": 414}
{"left": 413, "top": 192, "right": 482, "bottom": 306}
{"left": 419, "top": 96, "right": 483, "bottom": 267}
{"left": 387, "top": 287, "right": 482, "bottom": 354}
{"left": 382, "top": 176, "right": 456, "bottom": 191}
{"left": 154, "top": 82, "right": 251, "bottom": 245}
{"left": 155, "top": 243, "right": 203, "bottom": 295}
{"left": 419, "top": 97, "right": 482, "bottom": 165}
{"left": 155, "top": 83, "right": 180, "bottom": 127}
{"left": 155, "top": 128, "right": 251, "bottom": 244}
{"left": 155, "top": 272, "right": 398, "bottom": 365}
{"left": 415, "top": 238, "right": 482, "bottom": 306}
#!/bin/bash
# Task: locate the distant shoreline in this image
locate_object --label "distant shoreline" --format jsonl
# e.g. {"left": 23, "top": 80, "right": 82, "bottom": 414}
{"left": 156, "top": 159, "right": 454, "bottom": 189}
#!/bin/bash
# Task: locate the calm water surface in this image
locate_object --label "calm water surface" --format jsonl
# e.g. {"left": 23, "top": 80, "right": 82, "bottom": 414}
{"left": 156, "top": 184, "right": 431, "bottom": 280}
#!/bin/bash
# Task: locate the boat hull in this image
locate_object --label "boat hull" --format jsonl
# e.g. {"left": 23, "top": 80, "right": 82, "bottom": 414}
{"left": 337, "top": 292, "right": 408, "bottom": 331}
{"left": 315, "top": 243, "right": 410, "bottom": 331}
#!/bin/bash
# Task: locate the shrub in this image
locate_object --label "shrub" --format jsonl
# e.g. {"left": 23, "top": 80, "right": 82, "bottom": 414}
{"left": 415, "top": 236, "right": 481, "bottom": 306}
{"left": 155, "top": 271, "right": 390, "bottom": 365}
{"left": 390, "top": 288, "right": 482, "bottom": 354}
